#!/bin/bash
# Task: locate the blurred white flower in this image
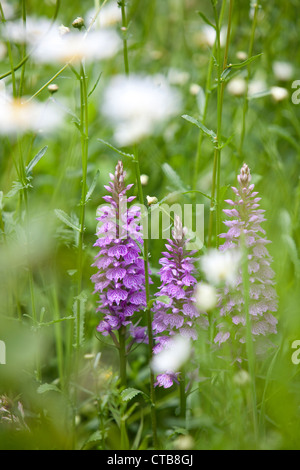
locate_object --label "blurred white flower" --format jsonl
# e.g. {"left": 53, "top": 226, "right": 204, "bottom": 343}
{"left": 101, "top": 74, "right": 181, "bottom": 146}
{"left": 200, "top": 249, "right": 241, "bottom": 286}
{"left": 140, "top": 174, "right": 149, "bottom": 186}
{"left": 227, "top": 77, "right": 247, "bottom": 96}
{"left": 151, "top": 336, "right": 191, "bottom": 375}
{"left": 2, "top": 17, "right": 55, "bottom": 44}
{"left": 189, "top": 83, "right": 201, "bottom": 96}
{"left": 0, "top": 95, "right": 63, "bottom": 135}
{"left": 0, "top": 42, "right": 7, "bottom": 60}
{"left": 198, "top": 25, "right": 227, "bottom": 48}
{"left": 236, "top": 51, "right": 248, "bottom": 61}
{"left": 248, "top": 79, "right": 268, "bottom": 98}
{"left": 271, "top": 86, "right": 289, "bottom": 102}
{"left": 273, "top": 61, "right": 294, "bottom": 81}
{"left": 0, "top": 1, "right": 14, "bottom": 20}
{"left": 167, "top": 68, "right": 190, "bottom": 86}
{"left": 86, "top": 3, "right": 122, "bottom": 29}
{"left": 195, "top": 282, "right": 217, "bottom": 312}
{"left": 32, "top": 28, "right": 121, "bottom": 64}
{"left": 146, "top": 195, "right": 158, "bottom": 206}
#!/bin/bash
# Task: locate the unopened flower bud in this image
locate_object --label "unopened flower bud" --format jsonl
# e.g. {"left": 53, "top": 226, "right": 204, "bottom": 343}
{"left": 146, "top": 195, "right": 158, "bottom": 206}
{"left": 59, "top": 24, "right": 70, "bottom": 36}
{"left": 140, "top": 174, "right": 149, "bottom": 186}
{"left": 48, "top": 83, "right": 59, "bottom": 95}
{"left": 271, "top": 86, "right": 288, "bottom": 102}
{"left": 236, "top": 50, "right": 248, "bottom": 61}
{"left": 72, "top": 17, "right": 85, "bottom": 30}
{"left": 238, "top": 163, "right": 251, "bottom": 186}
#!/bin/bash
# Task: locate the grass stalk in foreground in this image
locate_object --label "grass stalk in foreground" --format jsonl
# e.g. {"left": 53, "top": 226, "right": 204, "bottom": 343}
{"left": 208, "top": 0, "right": 234, "bottom": 248}
{"left": 120, "top": 0, "right": 158, "bottom": 448}
{"left": 239, "top": 1, "right": 260, "bottom": 157}
{"left": 242, "top": 243, "right": 259, "bottom": 444}
{"left": 193, "top": 1, "right": 226, "bottom": 193}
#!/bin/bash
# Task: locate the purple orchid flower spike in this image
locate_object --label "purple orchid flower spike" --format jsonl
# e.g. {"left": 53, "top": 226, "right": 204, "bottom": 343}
{"left": 152, "top": 215, "right": 208, "bottom": 388}
{"left": 91, "top": 161, "right": 147, "bottom": 345}
{"left": 215, "top": 163, "right": 278, "bottom": 350}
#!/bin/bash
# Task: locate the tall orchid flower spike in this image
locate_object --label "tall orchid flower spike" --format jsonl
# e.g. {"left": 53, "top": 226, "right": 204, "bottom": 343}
{"left": 215, "top": 163, "right": 278, "bottom": 350}
{"left": 91, "top": 161, "right": 147, "bottom": 345}
{"left": 152, "top": 215, "right": 208, "bottom": 388}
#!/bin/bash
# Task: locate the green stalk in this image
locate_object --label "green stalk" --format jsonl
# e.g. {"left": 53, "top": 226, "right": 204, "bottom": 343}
{"left": 119, "top": 0, "right": 158, "bottom": 448}
{"left": 120, "top": 0, "right": 130, "bottom": 75}
{"left": 193, "top": 1, "right": 226, "bottom": 192}
{"left": 52, "top": 283, "right": 65, "bottom": 391}
{"left": 208, "top": 0, "right": 234, "bottom": 248}
{"left": 19, "top": 0, "right": 27, "bottom": 97}
{"left": 76, "top": 62, "right": 89, "bottom": 350}
{"left": 18, "top": 138, "right": 41, "bottom": 381}
{"left": 0, "top": 3, "right": 17, "bottom": 97}
{"left": 118, "top": 326, "right": 127, "bottom": 388}
{"left": 180, "top": 369, "right": 187, "bottom": 423}
{"left": 239, "top": 1, "right": 259, "bottom": 156}
{"left": 133, "top": 148, "right": 158, "bottom": 449}
{"left": 242, "top": 243, "right": 258, "bottom": 444}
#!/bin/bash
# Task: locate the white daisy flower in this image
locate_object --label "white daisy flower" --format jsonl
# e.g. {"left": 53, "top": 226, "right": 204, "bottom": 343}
{"left": 200, "top": 249, "right": 241, "bottom": 286}
{"left": 101, "top": 74, "right": 181, "bottom": 146}
{"left": 227, "top": 77, "right": 247, "bottom": 97}
{"left": 195, "top": 283, "right": 217, "bottom": 312}
{"left": 272, "top": 61, "right": 294, "bottom": 82}
{"left": 0, "top": 95, "right": 63, "bottom": 135}
{"left": 2, "top": 17, "right": 56, "bottom": 44}
{"left": 271, "top": 86, "right": 289, "bottom": 102}
{"left": 86, "top": 3, "right": 122, "bottom": 29}
{"left": 151, "top": 336, "right": 191, "bottom": 375}
{"left": 32, "top": 28, "right": 121, "bottom": 64}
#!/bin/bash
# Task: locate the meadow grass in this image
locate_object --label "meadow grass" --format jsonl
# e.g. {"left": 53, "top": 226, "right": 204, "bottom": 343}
{"left": 0, "top": 0, "right": 300, "bottom": 451}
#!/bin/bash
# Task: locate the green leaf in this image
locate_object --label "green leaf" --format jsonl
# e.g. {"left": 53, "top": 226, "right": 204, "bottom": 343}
{"left": 196, "top": 86, "right": 206, "bottom": 121}
{"left": 38, "top": 316, "right": 74, "bottom": 328}
{"left": 88, "top": 71, "right": 102, "bottom": 97}
{"left": 197, "top": 11, "right": 216, "bottom": 30}
{"left": 37, "top": 383, "right": 61, "bottom": 394}
{"left": 54, "top": 209, "right": 81, "bottom": 232}
{"left": 121, "top": 388, "right": 143, "bottom": 402}
{"left": 182, "top": 114, "right": 217, "bottom": 142}
{"left": 148, "top": 295, "right": 171, "bottom": 309}
{"left": 26, "top": 146, "right": 48, "bottom": 175}
{"left": 162, "top": 163, "right": 187, "bottom": 191}
{"left": 221, "top": 53, "right": 263, "bottom": 81}
{"left": 85, "top": 170, "right": 100, "bottom": 203}
{"left": 97, "top": 139, "right": 134, "bottom": 160}
{"left": 0, "top": 191, "right": 3, "bottom": 211}
{"left": 5, "top": 181, "right": 29, "bottom": 199}
{"left": 73, "top": 291, "right": 87, "bottom": 348}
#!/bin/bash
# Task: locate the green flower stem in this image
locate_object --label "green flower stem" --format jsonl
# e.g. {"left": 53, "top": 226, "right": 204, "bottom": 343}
{"left": 118, "top": 326, "right": 127, "bottom": 388}
{"left": 120, "top": 0, "right": 158, "bottom": 448}
{"left": 193, "top": 1, "right": 226, "bottom": 193}
{"left": 239, "top": 1, "right": 260, "bottom": 156}
{"left": 18, "top": 137, "right": 41, "bottom": 381}
{"left": 19, "top": 0, "right": 27, "bottom": 97}
{"left": 120, "top": 0, "right": 130, "bottom": 76}
{"left": 133, "top": 148, "right": 158, "bottom": 448}
{"left": 52, "top": 282, "right": 65, "bottom": 391}
{"left": 0, "top": 3, "right": 17, "bottom": 97}
{"left": 242, "top": 243, "right": 258, "bottom": 444}
{"left": 208, "top": 0, "right": 234, "bottom": 248}
{"left": 180, "top": 369, "right": 187, "bottom": 423}
{"left": 76, "top": 62, "right": 89, "bottom": 351}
